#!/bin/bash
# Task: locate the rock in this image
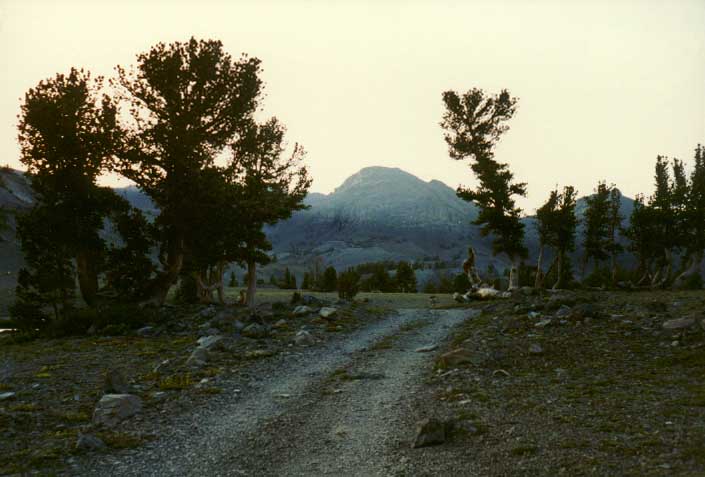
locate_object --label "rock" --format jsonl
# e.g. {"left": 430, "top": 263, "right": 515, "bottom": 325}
{"left": 242, "top": 323, "right": 267, "bottom": 339}
{"left": 294, "top": 330, "right": 316, "bottom": 346}
{"left": 527, "top": 311, "right": 541, "bottom": 319}
{"left": 92, "top": 394, "right": 142, "bottom": 428}
{"left": 75, "top": 433, "right": 105, "bottom": 451}
{"left": 186, "top": 347, "right": 210, "bottom": 367}
{"left": 233, "top": 320, "right": 246, "bottom": 332}
{"left": 451, "top": 419, "right": 480, "bottom": 435}
{"left": 0, "top": 392, "right": 16, "bottom": 401}
{"left": 535, "top": 319, "right": 552, "bottom": 328}
{"left": 319, "top": 307, "right": 338, "bottom": 319}
{"left": 415, "top": 345, "right": 438, "bottom": 353}
{"left": 529, "top": 343, "right": 543, "bottom": 355}
{"left": 293, "top": 305, "right": 313, "bottom": 316}
{"left": 136, "top": 326, "right": 155, "bottom": 336}
{"left": 663, "top": 317, "right": 696, "bottom": 330}
{"left": 452, "top": 292, "right": 465, "bottom": 303}
{"left": 151, "top": 391, "right": 167, "bottom": 402}
{"left": 196, "top": 335, "right": 225, "bottom": 351}
{"left": 273, "top": 319, "right": 288, "bottom": 330}
{"left": 103, "top": 369, "right": 130, "bottom": 394}
{"left": 438, "top": 348, "right": 473, "bottom": 368}
{"left": 412, "top": 418, "right": 446, "bottom": 448}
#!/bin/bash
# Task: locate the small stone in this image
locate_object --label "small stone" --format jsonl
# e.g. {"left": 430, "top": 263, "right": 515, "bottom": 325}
{"left": 151, "top": 391, "right": 167, "bottom": 401}
{"left": 412, "top": 418, "right": 446, "bottom": 448}
{"left": 75, "top": 433, "right": 105, "bottom": 451}
{"left": 293, "top": 305, "right": 313, "bottom": 316}
{"left": 319, "top": 307, "right": 338, "bottom": 319}
{"left": 527, "top": 311, "right": 541, "bottom": 319}
{"left": 0, "top": 392, "right": 16, "bottom": 401}
{"left": 294, "top": 330, "right": 316, "bottom": 346}
{"left": 92, "top": 394, "right": 142, "bottom": 428}
{"left": 273, "top": 319, "right": 288, "bottom": 330}
{"left": 242, "top": 323, "right": 267, "bottom": 339}
{"left": 415, "top": 345, "right": 438, "bottom": 353}
{"left": 196, "top": 335, "right": 225, "bottom": 351}
{"left": 186, "top": 347, "right": 209, "bottom": 367}
{"left": 662, "top": 317, "right": 696, "bottom": 330}
{"left": 529, "top": 343, "right": 543, "bottom": 355}
{"left": 535, "top": 319, "right": 552, "bottom": 328}
{"left": 136, "top": 326, "right": 155, "bottom": 336}
{"left": 233, "top": 320, "right": 246, "bottom": 332}
{"left": 555, "top": 305, "right": 572, "bottom": 318}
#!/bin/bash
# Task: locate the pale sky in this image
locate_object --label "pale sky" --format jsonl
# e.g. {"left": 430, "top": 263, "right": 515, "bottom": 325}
{"left": 1, "top": 0, "right": 703, "bottom": 211}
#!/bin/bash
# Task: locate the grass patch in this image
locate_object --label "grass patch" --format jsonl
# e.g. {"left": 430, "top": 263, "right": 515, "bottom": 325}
{"left": 158, "top": 373, "right": 193, "bottom": 390}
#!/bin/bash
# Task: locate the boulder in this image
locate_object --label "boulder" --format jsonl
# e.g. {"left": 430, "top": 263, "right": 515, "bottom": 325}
{"left": 663, "top": 318, "right": 696, "bottom": 330}
{"left": 301, "top": 295, "right": 322, "bottom": 306}
{"left": 438, "top": 348, "right": 473, "bottom": 368}
{"left": 319, "top": 307, "right": 338, "bottom": 320}
{"left": 242, "top": 323, "right": 267, "bottom": 339}
{"left": 412, "top": 418, "right": 446, "bottom": 448}
{"left": 273, "top": 319, "right": 288, "bottom": 330}
{"left": 529, "top": 343, "right": 544, "bottom": 355}
{"left": 293, "top": 305, "right": 313, "bottom": 316}
{"left": 452, "top": 292, "right": 465, "bottom": 303}
{"left": 75, "top": 433, "right": 106, "bottom": 451}
{"left": 571, "top": 303, "right": 599, "bottom": 319}
{"left": 103, "top": 369, "right": 130, "bottom": 394}
{"left": 136, "top": 326, "right": 155, "bottom": 337}
{"left": 92, "top": 394, "right": 142, "bottom": 428}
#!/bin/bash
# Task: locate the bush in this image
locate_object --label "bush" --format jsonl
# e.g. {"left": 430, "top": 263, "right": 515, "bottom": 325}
{"left": 681, "top": 273, "right": 704, "bottom": 290}
{"left": 8, "top": 301, "right": 49, "bottom": 333}
{"left": 337, "top": 269, "right": 359, "bottom": 300}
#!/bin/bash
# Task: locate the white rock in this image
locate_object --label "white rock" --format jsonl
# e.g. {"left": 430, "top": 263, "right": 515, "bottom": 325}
{"left": 196, "top": 335, "right": 225, "bottom": 351}
{"left": 662, "top": 318, "right": 696, "bottom": 330}
{"left": 415, "top": 345, "right": 438, "bottom": 353}
{"left": 0, "top": 392, "right": 16, "bottom": 401}
{"left": 293, "top": 305, "right": 312, "bottom": 316}
{"left": 294, "top": 330, "right": 316, "bottom": 346}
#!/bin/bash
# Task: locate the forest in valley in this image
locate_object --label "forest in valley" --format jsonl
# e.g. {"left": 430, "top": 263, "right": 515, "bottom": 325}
{"left": 2, "top": 37, "right": 704, "bottom": 337}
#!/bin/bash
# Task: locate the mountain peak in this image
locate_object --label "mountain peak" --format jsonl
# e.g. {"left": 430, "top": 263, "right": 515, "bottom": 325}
{"left": 334, "top": 166, "right": 424, "bottom": 194}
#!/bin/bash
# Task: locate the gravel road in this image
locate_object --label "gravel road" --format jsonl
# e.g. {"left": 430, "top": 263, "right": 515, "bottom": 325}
{"left": 79, "top": 308, "right": 479, "bottom": 477}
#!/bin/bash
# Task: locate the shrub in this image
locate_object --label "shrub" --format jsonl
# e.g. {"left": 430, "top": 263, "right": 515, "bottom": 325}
{"left": 8, "top": 301, "right": 49, "bottom": 333}
{"left": 681, "top": 273, "right": 704, "bottom": 290}
{"left": 337, "top": 269, "right": 359, "bottom": 300}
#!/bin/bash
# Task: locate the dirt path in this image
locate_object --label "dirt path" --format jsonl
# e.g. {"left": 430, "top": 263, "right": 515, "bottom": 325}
{"left": 77, "top": 308, "right": 479, "bottom": 476}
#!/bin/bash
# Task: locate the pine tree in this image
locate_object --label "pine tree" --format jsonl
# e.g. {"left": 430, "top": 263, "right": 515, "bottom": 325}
{"left": 534, "top": 189, "right": 560, "bottom": 288}
{"left": 582, "top": 182, "right": 612, "bottom": 284}
{"left": 115, "top": 38, "right": 263, "bottom": 304}
{"left": 301, "top": 272, "right": 312, "bottom": 290}
{"left": 320, "top": 266, "right": 338, "bottom": 292}
{"left": 229, "top": 272, "right": 238, "bottom": 288}
{"left": 395, "top": 261, "right": 417, "bottom": 293}
{"left": 534, "top": 186, "right": 577, "bottom": 289}
{"left": 673, "top": 144, "right": 705, "bottom": 287}
{"left": 440, "top": 88, "right": 526, "bottom": 288}
{"left": 625, "top": 194, "right": 659, "bottom": 284}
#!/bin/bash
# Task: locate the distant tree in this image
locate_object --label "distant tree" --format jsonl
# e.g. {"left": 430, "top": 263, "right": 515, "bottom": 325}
{"left": 440, "top": 88, "right": 526, "bottom": 289}
{"left": 270, "top": 274, "right": 278, "bottom": 287}
{"left": 115, "top": 38, "right": 263, "bottom": 304}
{"left": 625, "top": 194, "right": 660, "bottom": 285}
{"left": 606, "top": 187, "right": 624, "bottom": 285}
{"left": 673, "top": 144, "right": 705, "bottom": 287}
{"left": 229, "top": 271, "right": 238, "bottom": 287}
{"left": 320, "top": 266, "right": 338, "bottom": 292}
{"left": 395, "top": 261, "right": 417, "bottom": 293}
{"left": 337, "top": 268, "right": 360, "bottom": 300}
{"left": 649, "top": 156, "right": 676, "bottom": 286}
{"left": 582, "top": 182, "right": 612, "bottom": 284}
{"left": 422, "top": 281, "right": 437, "bottom": 294}
{"left": 534, "top": 189, "right": 561, "bottom": 288}
{"left": 551, "top": 186, "right": 578, "bottom": 289}
{"left": 452, "top": 273, "right": 471, "bottom": 294}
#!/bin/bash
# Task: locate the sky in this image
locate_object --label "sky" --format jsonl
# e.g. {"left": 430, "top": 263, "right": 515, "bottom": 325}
{"left": 0, "top": 0, "right": 703, "bottom": 211}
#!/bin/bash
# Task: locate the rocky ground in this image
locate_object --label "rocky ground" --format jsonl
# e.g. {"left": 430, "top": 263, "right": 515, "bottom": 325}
{"left": 2, "top": 290, "right": 704, "bottom": 476}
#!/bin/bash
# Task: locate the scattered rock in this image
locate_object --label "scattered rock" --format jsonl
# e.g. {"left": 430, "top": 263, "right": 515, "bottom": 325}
{"left": 151, "top": 391, "right": 167, "bottom": 402}
{"left": 242, "top": 323, "right": 267, "bottom": 339}
{"left": 555, "top": 305, "right": 572, "bottom": 319}
{"left": 529, "top": 343, "right": 543, "bottom": 355}
{"left": 438, "top": 348, "right": 473, "bottom": 368}
{"left": 273, "top": 319, "right": 288, "bottom": 330}
{"left": 319, "top": 307, "right": 338, "bottom": 320}
{"left": 527, "top": 311, "right": 541, "bottom": 319}
{"left": 294, "top": 330, "right": 316, "bottom": 346}
{"left": 75, "top": 433, "right": 105, "bottom": 451}
{"left": 92, "top": 394, "right": 142, "bottom": 428}
{"left": 415, "top": 345, "right": 438, "bottom": 353}
{"left": 571, "top": 303, "right": 599, "bottom": 319}
{"left": 662, "top": 317, "right": 696, "bottom": 330}
{"left": 0, "top": 392, "right": 16, "bottom": 401}
{"left": 103, "top": 369, "right": 130, "bottom": 394}
{"left": 412, "top": 418, "right": 446, "bottom": 448}
{"left": 301, "top": 295, "right": 322, "bottom": 306}
{"left": 293, "top": 305, "right": 313, "bottom": 316}
{"left": 535, "top": 319, "right": 552, "bottom": 328}
{"left": 451, "top": 419, "right": 480, "bottom": 435}
{"left": 452, "top": 292, "right": 466, "bottom": 303}
{"left": 233, "top": 320, "right": 246, "bottom": 332}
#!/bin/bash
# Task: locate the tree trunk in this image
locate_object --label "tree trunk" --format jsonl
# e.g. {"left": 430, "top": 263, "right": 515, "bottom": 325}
{"left": 245, "top": 260, "right": 257, "bottom": 308}
{"left": 508, "top": 256, "right": 519, "bottom": 290}
{"left": 216, "top": 261, "right": 226, "bottom": 305}
{"left": 75, "top": 250, "right": 98, "bottom": 306}
{"left": 149, "top": 238, "right": 184, "bottom": 306}
{"left": 610, "top": 251, "right": 617, "bottom": 287}
{"left": 534, "top": 245, "right": 544, "bottom": 289}
{"left": 672, "top": 250, "right": 704, "bottom": 289}
{"left": 553, "top": 252, "right": 563, "bottom": 290}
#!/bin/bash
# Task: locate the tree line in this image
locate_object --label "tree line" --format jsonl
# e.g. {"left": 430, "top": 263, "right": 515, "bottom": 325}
{"left": 440, "top": 87, "right": 705, "bottom": 290}
{"left": 12, "top": 38, "right": 310, "bottom": 325}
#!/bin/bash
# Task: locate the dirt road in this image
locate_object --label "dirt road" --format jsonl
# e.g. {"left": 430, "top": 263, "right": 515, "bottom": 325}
{"left": 78, "top": 308, "right": 480, "bottom": 476}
